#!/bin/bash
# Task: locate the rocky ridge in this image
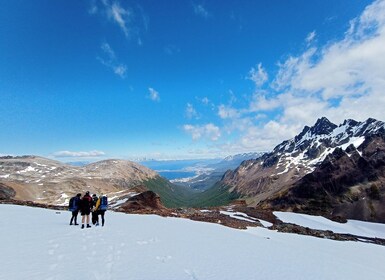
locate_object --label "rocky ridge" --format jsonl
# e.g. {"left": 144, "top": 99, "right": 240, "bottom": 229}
{"left": 221, "top": 117, "right": 385, "bottom": 222}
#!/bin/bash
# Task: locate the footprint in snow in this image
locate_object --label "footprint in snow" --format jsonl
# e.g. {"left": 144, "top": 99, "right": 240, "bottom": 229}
{"left": 136, "top": 238, "right": 159, "bottom": 245}
{"left": 184, "top": 269, "right": 199, "bottom": 280}
{"left": 156, "top": 255, "right": 172, "bottom": 263}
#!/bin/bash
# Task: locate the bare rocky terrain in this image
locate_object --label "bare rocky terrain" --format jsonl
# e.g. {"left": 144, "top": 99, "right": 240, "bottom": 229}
{"left": 0, "top": 156, "right": 160, "bottom": 205}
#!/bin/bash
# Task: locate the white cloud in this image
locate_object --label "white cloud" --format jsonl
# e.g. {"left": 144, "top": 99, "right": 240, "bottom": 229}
{"left": 109, "top": 2, "right": 131, "bottom": 36}
{"left": 218, "top": 104, "right": 240, "bottom": 119}
{"left": 306, "top": 30, "right": 316, "bottom": 44}
{"left": 183, "top": 123, "right": 220, "bottom": 141}
{"left": 241, "top": 0, "right": 385, "bottom": 149}
{"left": 113, "top": 64, "right": 127, "bottom": 78}
{"left": 193, "top": 3, "right": 209, "bottom": 19}
{"left": 97, "top": 43, "right": 127, "bottom": 78}
{"left": 184, "top": 0, "right": 385, "bottom": 154}
{"left": 269, "top": 0, "right": 385, "bottom": 126}
{"left": 185, "top": 103, "right": 199, "bottom": 119}
{"left": 247, "top": 63, "right": 268, "bottom": 87}
{"left": 201, "top": 97, "right": 210, "bottom": 105}
{"left": 101, "top": 42, "right": 115, "bottom": 59}
{"left": 148, "top": 87, "right": 160, "bottom": 102}
{"left": 90, "top": 0, "right": 148, "bottom": 44}
{"left": 53, "top": 150, "right": 106, "bottom": 158}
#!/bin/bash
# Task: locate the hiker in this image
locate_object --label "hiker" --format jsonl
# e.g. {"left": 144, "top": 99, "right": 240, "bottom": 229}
{"left": 91, "top": 194, "right": 99, "bottom": 225}
{"left": 69, "top": 193, "right": 81, "bottom": 225}
{"left": 94, "top": 195, "right": 108, "bottom": 226}
{"left": 80, "top": 191, "right": 93, "bottom": 229}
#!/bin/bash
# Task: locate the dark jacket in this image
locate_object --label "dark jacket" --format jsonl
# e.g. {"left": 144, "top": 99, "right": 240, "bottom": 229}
{"left": 69, "top": 196, "right": 81, "bottom": 211}
{"left": 80, "top": 194, "right": 93, "bottom": 212}
{"left": 73, "top": 196, "right": 81, "bottom": 210}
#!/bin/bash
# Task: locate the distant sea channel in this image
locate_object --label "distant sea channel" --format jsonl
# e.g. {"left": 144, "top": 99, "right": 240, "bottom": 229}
{"left": 157, "top": 171, "right": 196, "bottom": 180}
{"left": 139, "top": 159, "right": 207, "bottom": 181}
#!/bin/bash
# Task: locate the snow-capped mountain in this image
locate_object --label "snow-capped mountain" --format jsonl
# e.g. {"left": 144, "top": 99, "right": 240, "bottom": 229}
{"left": 271, "top": 117, "right": 384, "bottom": 174}
{"left": 221, "top": 117, "right": 385, "bottom": 222}
{"left": 222, "top": 152, "right": 265, "bottom": 163}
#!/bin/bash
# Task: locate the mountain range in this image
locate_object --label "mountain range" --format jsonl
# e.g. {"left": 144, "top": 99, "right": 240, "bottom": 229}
{"left": 0, "top": 156, "right": 189, "bottom": 208}
{"left": 171, "top": 152, "right": 264, "bottom": 191}
{"left": 218, "top": 117, "right": 385, "bottom": 222}
{"left": 2, "top": 117, "right": 385, "bottom": 223}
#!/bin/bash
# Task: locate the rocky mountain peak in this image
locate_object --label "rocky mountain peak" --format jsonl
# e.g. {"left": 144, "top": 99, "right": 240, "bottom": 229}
{"left": 309, "top": 117, "right": 337, "bottom": 136}
{"left": 342, "top": 118, "right": 359, "bottom": 127}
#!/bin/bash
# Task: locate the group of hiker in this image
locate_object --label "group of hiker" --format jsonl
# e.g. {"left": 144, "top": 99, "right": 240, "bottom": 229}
{"left": 69, "top": 191, "right": 108, "bottom": 229}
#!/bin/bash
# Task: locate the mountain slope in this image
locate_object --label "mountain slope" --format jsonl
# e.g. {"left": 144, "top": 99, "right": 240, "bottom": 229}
{"left": 219, "top": 117, "right": 385, "bottom": 221}
{"left": 0, "top": 156, "right": 192, "bottom": 208}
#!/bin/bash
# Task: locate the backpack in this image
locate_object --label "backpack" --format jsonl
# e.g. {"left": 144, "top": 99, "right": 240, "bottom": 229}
{"left": 99, "top": 196, "right": 108, "bottom": 211}
{"left": 68, "top": 197, "right": 78, "bottom": 212}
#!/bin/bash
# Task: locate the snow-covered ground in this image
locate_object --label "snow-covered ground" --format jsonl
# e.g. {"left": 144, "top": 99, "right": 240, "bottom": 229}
{"left": 1, "top": 204, "right": 385, "bottom": 280}
{"left": 274, "top": 211, "right": 385, "bottom": 239}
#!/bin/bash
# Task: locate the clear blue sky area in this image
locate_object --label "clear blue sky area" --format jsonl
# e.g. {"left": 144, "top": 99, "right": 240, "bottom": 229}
{"left": 1, "top": 0, "right": 380, "bottom": 161}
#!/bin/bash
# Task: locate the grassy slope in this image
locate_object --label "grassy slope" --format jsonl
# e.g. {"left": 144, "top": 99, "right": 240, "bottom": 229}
{"left": 143, "top": 176, "right": 196, "bottom": 208}
{"left": 142, "top": 176, "right": 239, "bottom": 208}
{"left": 189, "top": 182, "right": 240, "bottom": 208}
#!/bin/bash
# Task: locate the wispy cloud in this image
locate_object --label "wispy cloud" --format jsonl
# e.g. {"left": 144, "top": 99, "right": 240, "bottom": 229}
{"left": 305, "top": 30, "right": 316, "bottom": 44}
{"left": 201, "top": 97, "right": 210, "bottom": 105}
{"left": 97, "top": 42, "right": 127, "bottom": 78}
{"left": 164, "top": 45, "right": 181, "bottom": 55}
{"left": 185, "top": 103, "right": 199, "bottom": 119}
{"left": 148, "top": 87, "right": 160, "bottom": 102}
{"left": 183, "top": 123, "right": 220, "bottom": 141}
{"left": 247, "top": 63, "right": 268, "bottom": 87}
{"left": 218, "top": 104, "right": 240, "bottom": 119}
{"left": 89, "top": 0, "right": 148, "bottom": 43}
{"left": 108, "top": 2, "right": 131, "bottom": 37}
{"left": 193, "top": 3, "right": 210, "bottom": 19}
{"left": 53, "top": 150, "right": 106, "bottom": 158}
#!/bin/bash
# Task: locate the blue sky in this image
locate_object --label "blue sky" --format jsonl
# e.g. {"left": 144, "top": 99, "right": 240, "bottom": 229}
{"left": 1, "top": 0, "right": 384, "bottom": 161}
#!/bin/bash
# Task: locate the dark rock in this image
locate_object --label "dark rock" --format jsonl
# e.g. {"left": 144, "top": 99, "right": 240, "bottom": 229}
{"left": 0, "top": 183, "right": 16, "bottom": 200}
{"left": 119, "top": 191, "right": 165, "bottom": 211}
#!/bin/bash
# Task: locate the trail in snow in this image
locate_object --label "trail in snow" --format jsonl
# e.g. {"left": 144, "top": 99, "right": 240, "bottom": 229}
{"left": 1, "top": 204, "right": 385, "bottom": 280}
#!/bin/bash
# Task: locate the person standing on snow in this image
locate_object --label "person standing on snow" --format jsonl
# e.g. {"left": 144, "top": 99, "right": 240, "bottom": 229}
{"left": 94, "top": 195, "right": 108, "bottom": 226}
{"left": 91, "top": 194, "right": 99, "bottom": 226}
{"left": 69, "top": 193, "right": 81, "bottom": 225}
{"left": 80, "top": 191, "right": 93, "bottom": 229}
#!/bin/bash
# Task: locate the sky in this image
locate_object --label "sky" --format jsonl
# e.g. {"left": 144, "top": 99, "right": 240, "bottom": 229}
{"left": 1, "top": 0, "right": 384, "bottom": 161}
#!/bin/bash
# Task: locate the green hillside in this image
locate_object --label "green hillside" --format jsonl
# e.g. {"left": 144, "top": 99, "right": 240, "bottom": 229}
{"left": 144, "top": 177, "right": 239, "bottom": 208}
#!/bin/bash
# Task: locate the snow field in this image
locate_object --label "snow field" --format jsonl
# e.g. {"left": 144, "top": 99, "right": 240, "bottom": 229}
{"left": 1, "top": 204, "right": 385, "bottom": 280}
{"left": 274, "top": 211, "right": 385, "bottom": 239}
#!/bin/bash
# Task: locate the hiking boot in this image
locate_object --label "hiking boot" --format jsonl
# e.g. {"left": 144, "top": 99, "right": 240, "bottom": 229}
{"left": 70, "top": 223, "right": 72, "bottom": 225}
{"left": 81, "top": 225, "right": 84, "bottom": 229}
{"left": 75, "top": 223, "right": 79, "bottom": 225}
{"left": 87, "top": 224, "right": 91, "bottom": 228}
{"left": 95, "top": 222, "right": 99, "bottom": 226}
